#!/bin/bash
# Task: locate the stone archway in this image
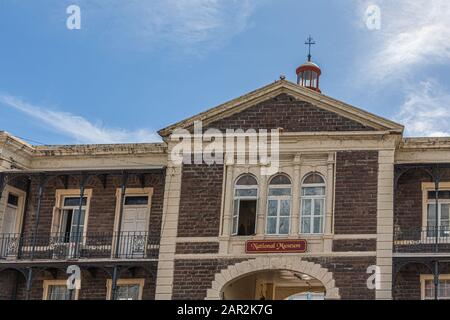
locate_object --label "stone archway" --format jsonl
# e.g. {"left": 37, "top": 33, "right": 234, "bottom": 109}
{"left": 205, "top": 256, "right": 340, "bottom": 300}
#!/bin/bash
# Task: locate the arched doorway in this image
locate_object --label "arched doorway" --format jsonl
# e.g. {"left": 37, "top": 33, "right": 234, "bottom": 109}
{"left": 206, "top": 257, "right": 340, "bottom": 300}
{"left": 222, "top": 269, "right": 326, "bottom": 300}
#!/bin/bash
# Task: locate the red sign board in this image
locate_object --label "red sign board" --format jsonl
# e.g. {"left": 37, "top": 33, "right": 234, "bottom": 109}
{"left": 245, "top": 240, "right": 307, "bottom": 254}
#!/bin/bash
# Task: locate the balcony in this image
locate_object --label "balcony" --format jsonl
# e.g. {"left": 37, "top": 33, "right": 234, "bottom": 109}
{"left": 0, "top": 232, "right": 159, "bottom": 261}
{"left": 394, "top": 227, "right": 450, "bottom": 254}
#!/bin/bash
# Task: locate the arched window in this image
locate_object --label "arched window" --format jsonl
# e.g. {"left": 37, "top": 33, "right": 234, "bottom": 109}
{"left": 266, "top": 174, "right": 292, "bottom": 235}
{"left": 300, "top": 173, "right": 326, "bottom": 234}
{"left": 232, "top": 174, "right": 258, "bottom": 236}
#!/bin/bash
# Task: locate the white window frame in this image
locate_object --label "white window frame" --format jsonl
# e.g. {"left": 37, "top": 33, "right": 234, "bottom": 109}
{"left": 51, "top": 189, "right": 92, "bottom": 245}
{"left": 0, "top": 185, "right": 26, "bottom": 235}
{"left": 232, "top": 176, "right": 259, "bottom": 236}
{"left": 43, "top": 279, "right": 79, "bottom": 300}
{"left": 300, "top": 174, "right": 326, "bottom": 235}
{"left": 266, "top": 177, "right": 292, "bottom": 235}
{"left": 106, "top": 278, "right": 145, "bottom": 300}
{"left": 421, "top": 274, "right": 450, "bottom": 300}
{"left": 422, "top": 182, "right": 450, "bottom": 240}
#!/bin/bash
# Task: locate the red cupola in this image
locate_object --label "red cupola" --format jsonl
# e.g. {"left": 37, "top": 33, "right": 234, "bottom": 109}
{"left": 296, "top": 36, "right": 321, "bottom": 93}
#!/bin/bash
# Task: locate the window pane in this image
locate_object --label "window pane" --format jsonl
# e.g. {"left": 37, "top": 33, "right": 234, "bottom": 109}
{"left": 7, "top": 194, "right": 19, "bottom": 206}
{"left": 232, "top": 216, "right": 238, "bottom": 234}
{"left": 64, "top": 197, "right": 87, "bottom": 207}
{"left": 428, "top": 191, "right": 450, "bottom": 200}
{"left": 124, "top": 196, "right": 148, "bottom": 205}
{"left": 314, "top": 199, "right": 323, "bottom": 216}
{"left": 48, "top": 285, "right": 73, "bottom": 300}
{"left": 313, "top": 217, "right": 323, "bottom": 234}
{"left": 303, "top": 173, "right": 324, "bottom": 184}
{"left": 269, "top": 175, "right": 291, "bottom": 185}
{"left": 302, "top": 187, "right": 325, "bottom": 196}
{"left": 269, "top": 187, "right": 291, "bottom": 196}
{"left": 233, "top": 199, "right": 239, "bottom": 217}
{"left": 425, "top": 280, "right": 434, "bottom": 299}
{"left": 235, "top": 188, "right": 257, "bottom": 197}
{"left": 280, "top": 200, "right": 290, "bottom": 216}
{"left": 302, "top": 199, "right": 312, "bottom": 216}
{"left": 268, "top": 200, "right": 278, "bottom": 216}
{"left": 441, "top": 204, "right": 450, "bottom": 221}
{"left": 301, "top": 218, "right": 311, "bottom": 234}
{"left": 266, "top": 217, "right": 277, "bottom": 234}
{"left": 117, "top": 285, "right": 140, "bottom": 300}
{"left": 236, "top": 175, "right": 257, "bottom": 186}
{"left": 72, "top": 209, "right": 85, "bottom": 226}
{"left": 279, "top": 217, "right": 290, "bottom": 234}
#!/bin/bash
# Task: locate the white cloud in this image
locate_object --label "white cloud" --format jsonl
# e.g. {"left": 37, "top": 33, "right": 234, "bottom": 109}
{"left": 80, "top": 0, "right": 256, "bottom": 53}
{"left": 395, "top": 80, "right": 450, "bottom": 137}
{"left": 359, "top": 0, "right": 450, "bottom": 81}
{"left": 0, "top": 93, "right": 160, "bottom": 144}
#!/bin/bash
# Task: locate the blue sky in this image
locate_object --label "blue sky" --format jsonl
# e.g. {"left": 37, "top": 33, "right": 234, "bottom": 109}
{"left": 1, "top": 0, "right": 450, "bottom": 144}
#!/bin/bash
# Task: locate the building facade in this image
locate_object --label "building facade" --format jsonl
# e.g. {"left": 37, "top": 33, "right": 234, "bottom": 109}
{"left": 1, "top": 60, "right": 449, "bottom": 300}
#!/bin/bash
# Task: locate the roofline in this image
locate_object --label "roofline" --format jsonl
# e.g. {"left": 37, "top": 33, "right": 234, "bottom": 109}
{"left": 158, "top": 79, "right": 404, "bottom": 137}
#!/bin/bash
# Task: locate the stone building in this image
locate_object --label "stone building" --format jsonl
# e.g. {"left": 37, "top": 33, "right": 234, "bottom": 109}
{"left": 0, "top": 57, "right": 449, "bottom": 300}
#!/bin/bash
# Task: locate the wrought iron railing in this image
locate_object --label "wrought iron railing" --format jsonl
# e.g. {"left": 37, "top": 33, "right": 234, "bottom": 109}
{"left": 394, "top": 226, "right": 450, "bottom": 253}
{"left": 0, "top": 232, "right": 159, "bottom": 260}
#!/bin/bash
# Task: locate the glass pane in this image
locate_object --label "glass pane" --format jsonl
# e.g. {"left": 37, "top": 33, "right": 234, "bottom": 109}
{"left": 302, "top": 187, "right": 325, "bottom": 196}
{"left": 427, "top": 204, "right": 437, "bottom": 237}
{"left": 269, "top": 175, "right": 291, "bottom": 185}
{"left": 232, "top": 216, "right": 238, "bottom": 234}
{"left": 302, "top": 199, "right": 312, "bottom": 216}
{"left": 72, "top": 209, "right": 85, "bottom": 226}
{"left": 268, "top": 200, "right": 278, "bottom": 216}
{"left": 236, "top": 175, "right": 257, "bottom": 186}
{"left": 280, "top": 200, "right": 290, "bottom": 216}
{"left": 233, "top": 199, "right": 239, "bottom": 217}
{"left": 48, "top": 285, "right": 72, "bottom": 300}
{"left": 301, "top": 218, "right": 311, "bottom": 234}
{"left": 124, "top": 196, "right": 148, "bottom": 205}
{"left": 441, "top": 204, "right": 449, "bottom": 221}
{"left": 279, "top": 217, "right": 290, "bottom": 234}
{"left": 269, "top": 187, "right": 291, "bottom": 196}
{"left": 314, "top": 199, "right": 323, "bottom": 216}
{"left": 313, "top": 217, "right": 323, "bottom": 234}
{"left": 303, "top": 173, "right": 324, "bottom": 184}
{"left": 425, "top": 280, "right": 433, "bottom": 299}
{"left": 117, "top": 285, "right": 140, "bottom": 300}
{"left": 266, "top": 217, "right": 277, "bottom": 234}
{"left": 235, "top": 188, "right": 257, "bottom": 197}
{"left": 428, "top": 191, "right": 450, "bottom": 200}
{"left": 7, "top": 194, "right": 19, "bottom": 206}
{"left": 64, "top": 197, "right": 87, "bottom": 207}
{"left": 441, "top": 204, "right": 450, "bottom": 236}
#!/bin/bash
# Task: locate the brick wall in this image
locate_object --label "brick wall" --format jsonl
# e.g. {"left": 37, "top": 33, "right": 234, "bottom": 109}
{"left": 0, "top": 264, "right": 157, "bottom": 300}
{"left": 394, "top": 167, "right": 433, "bottom": 230}
{"left": 178, "top": 164, "right": 224, "bottom": 237}
{"left": 332, "top": 239, "right": 377, "bottom": 252}
{"left": 175, "top": 242, "right": 220, "bottom": 254}
{"left": 206, "top": 94, "right": 375, "bottom": 132}
{"left": 304, "top": 256, "right": 376, "bottom": 299}
{"left": 0, "top": 270, "right": 17, "bottom": 300}
{"left": 172, "top": 258, "right": 245, "bottom": 300}
{"left": 334, "top": 151, "right": 378, "bottom": 234}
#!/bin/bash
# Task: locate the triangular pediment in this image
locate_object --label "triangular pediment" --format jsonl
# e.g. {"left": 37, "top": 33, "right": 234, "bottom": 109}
{"left": 158, "top": 80, "right": 403, "bottom": 137}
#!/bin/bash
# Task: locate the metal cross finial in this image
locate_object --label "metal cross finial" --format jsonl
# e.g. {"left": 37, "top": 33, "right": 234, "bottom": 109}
{"left": 305, "top": 35, "right": 315, "bottom": 62}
